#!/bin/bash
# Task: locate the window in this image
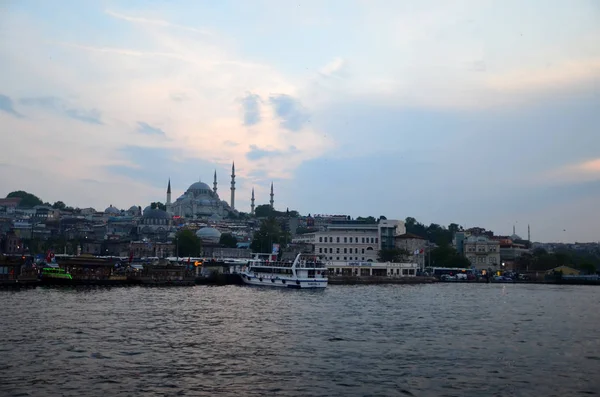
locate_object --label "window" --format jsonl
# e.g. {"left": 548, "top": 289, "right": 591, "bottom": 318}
{"left": 355, "top": 248, "right": 358, "bottom": 253}
{"left": 336, "top": 248, "right": 340, "bottom": 253}
{"left": 344, "top": 248, "right": 347, "bottom": 253}
{"left": 375, "top": 238, "right": 378, "bottom": 244}
{"left": 319, "top": 237, "right": 322, "bottom": 242}
{"left": 336, "top": 237, "right": 340, "bottom": 243}
{"left": 319, "top": 248, "right": 322, "bottom": 253}
{"left": 344, "top": 257, "right": 347, "bottom": 260}
{"left": 329, "top": 248, "right": 333, "bottom": 253}
{"left": 362, "top": 237, "right": 365, "bottom": 243}
{"left": 329, "top": 237, "right": 333, "bottom": 243}
{"left": 362, "top": 248, "right": 365, "bottom": 254}
{"left": 362, "top": 257, "right": 365, "bottom": 260}
{"left": 344, "top": 237, "right": 347, "bottom": 243}
{"left": 336, "top": 257, "right": 339, "bottom": 260}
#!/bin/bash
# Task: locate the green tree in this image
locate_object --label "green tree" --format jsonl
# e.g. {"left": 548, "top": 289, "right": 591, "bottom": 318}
{"left": 377, "top": 248, "right": 410, "bottom": 262}
{"left": 254, "top": 204, "right": 275, "bottom": 218}
{"left": 430, "top": 245, "right": 471, "bottom": 268}
{"left": 174, "top": 229, "right": 202, "bottom": 257}
{"left": 150, "top": 202, "right": 166, "bottom": 211}
{"left": 579, "top": 262, "right": 598, "bottom": 275}
{"left": 356, "top": 216, "right": 377, "bottom": 224}
{"left": 250, "top": 217, "right": 290, "bottom": 253}
{"left": 52, "top": 201, "right": 66, "bottom": 210}
{"left": 7, "top": 191, "right": 43, "bottom": 208}
{"left": 219, "top": 233, "right": 238, "bottom": 248}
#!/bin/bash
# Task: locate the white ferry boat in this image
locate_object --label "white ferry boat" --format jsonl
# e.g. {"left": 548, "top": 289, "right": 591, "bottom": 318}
{"left": 239, "top": 253, "right": 328, "bottom": 289}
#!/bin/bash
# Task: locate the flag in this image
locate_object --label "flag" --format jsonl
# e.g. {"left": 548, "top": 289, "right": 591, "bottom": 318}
{"left": 419, "top": 248, "right": 424, "bottom": 254}
{"left": 414, "top": 249, "right": 419, "bottom": 255}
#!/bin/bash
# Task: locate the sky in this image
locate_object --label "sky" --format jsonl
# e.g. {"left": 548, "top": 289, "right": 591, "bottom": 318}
{"left": 0, "top": 0, "right": 599, "bottom": 242}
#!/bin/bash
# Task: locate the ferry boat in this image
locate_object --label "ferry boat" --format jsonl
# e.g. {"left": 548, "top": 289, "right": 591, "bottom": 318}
{"left": 239, "top": 253, "right": 328, "bottom": 289}
{"left": 40, "top": 266, "right": 73, "bottom": 282}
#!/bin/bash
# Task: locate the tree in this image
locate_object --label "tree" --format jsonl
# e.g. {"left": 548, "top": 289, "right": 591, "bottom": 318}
{"left": 52, "top": 201, "right": 66, "bottom": 210}
{"left": 379, "top": 215, "right": 387, "bottom": 221}
{"left": 219, "top": 233, "right": 238, "bottom": 248}
{"left": 430, "top": 245, "right": 471, "bottom": 268}
{"left": 254, "top": 204, "right": 275, "bottom": 218}
{"left": 356, "top": 216, "right": 377, "bottom": 224}
{"left": 174, "top": 229, "right": 202, "bottom": 257}
{"left": 150, "top": 202, "right": 166, "bottom": 211}
{"left": 7, "top": 191, "right": 43, "bottom": 208}
{"left": 377, "top": 248, "right": 410, "bottom": 262}
{"left": 579, "top": 263, "right": 598, "bottom": 275}
{"left": 250, "top": 217, "right": 290, "bottom": 253}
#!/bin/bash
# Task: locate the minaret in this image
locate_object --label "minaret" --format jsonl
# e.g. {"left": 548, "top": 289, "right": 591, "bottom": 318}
{"left": 213, "top": 170, "right": 218, "bottom": 195}
{"left": 528, "top": 224, "right": 531, "bottom": 242}
{"left": 269, "top": 182, "right": 274, "bottom": 208}
{"left": 513, "top": 225, "right": 516, "bottom": 235}
{"left": 166, "top": 178, "right": 172, "bottom": 214}
{"left": 230, "top": 162, "right": 236, "bottom": 210}
{"left": 250, "top": 187, "right": 255, "bottom": 215}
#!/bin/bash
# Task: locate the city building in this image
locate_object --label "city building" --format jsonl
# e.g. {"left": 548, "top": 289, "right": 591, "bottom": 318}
{"left": 462, "top": 235, "right": 501, "bottom": 269}
{"left": 292, "top": 219, "right": 406, "bottom": 262}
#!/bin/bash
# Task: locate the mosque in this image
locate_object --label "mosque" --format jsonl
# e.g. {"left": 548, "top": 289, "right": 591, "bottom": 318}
{"left": 164, "top": 162, "right": 275, "bottom": 219}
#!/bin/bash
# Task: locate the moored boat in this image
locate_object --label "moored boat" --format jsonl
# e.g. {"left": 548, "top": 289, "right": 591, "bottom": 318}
{"left": 239, "top": 253, "right": 328, "bottom": 289}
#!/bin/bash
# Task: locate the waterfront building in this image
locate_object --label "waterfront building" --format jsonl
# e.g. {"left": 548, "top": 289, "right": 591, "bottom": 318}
{"left": 462, "top": 235, "right": 501, "bottom": 269}
{"left": 292, "top": 219, "right": 406, "bottom": 262}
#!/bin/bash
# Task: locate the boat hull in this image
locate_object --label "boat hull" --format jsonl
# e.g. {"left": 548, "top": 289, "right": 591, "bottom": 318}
{"left": 239, "top": 273, "right": 327, "bottom": 289}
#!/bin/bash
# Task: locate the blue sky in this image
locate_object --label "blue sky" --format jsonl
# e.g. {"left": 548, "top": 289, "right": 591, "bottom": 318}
{"left": 0, "top": 0, "right": 599, "bottom": 242}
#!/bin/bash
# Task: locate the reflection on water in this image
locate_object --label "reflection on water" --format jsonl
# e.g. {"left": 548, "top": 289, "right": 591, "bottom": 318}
{"left": 1, "top": 284, "right": 600, "bottom": 396}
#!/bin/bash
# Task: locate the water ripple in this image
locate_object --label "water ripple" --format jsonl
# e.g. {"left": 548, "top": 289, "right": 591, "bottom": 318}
{"left": 1, "top": 284, "right": 600, "bottom": 396}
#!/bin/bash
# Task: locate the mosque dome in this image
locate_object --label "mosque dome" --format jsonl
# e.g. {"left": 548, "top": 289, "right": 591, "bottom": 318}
{"left": 128, "top": 205, "right": 139, "bottom": 212}
{"left": 196, "top": 227, "right": 221, "bottom": 242}
{"left": 143, "top": 206, "right": 152, "bottom": 215}
{"left": 187, "top": 181, "right": 212, "bottom": 192}
{"left": 143, "top": 209, "right": 170, "bottom": 220}
{"left": 105, "top": 205, "right": 120, "bottom": 214}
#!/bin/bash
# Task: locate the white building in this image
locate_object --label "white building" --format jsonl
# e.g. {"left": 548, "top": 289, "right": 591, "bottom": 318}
{"left": 292, "top": 219, "right": 406, "bottom": 262}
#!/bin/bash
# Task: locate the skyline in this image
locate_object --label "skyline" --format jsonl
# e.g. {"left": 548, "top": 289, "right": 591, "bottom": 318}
{"left": 1, "top": 1, "right": 599, "bottom": 242}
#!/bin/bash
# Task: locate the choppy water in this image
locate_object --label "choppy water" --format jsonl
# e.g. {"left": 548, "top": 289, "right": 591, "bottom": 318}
{"left": 1, "top": 284, "right": 600, "bottom": 396}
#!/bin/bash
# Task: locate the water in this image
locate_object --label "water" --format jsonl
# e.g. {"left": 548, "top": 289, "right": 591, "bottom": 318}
{"left": 1, "top": 284, "right": 600, "bottom": 397}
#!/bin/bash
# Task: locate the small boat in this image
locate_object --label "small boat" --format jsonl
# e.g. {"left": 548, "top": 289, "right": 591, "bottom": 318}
{"left": 239, "top": 253, "right": 328, "bottom": 289}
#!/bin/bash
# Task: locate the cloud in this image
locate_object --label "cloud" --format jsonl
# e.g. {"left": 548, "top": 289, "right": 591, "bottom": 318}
{"left": 0, "top": 94, "right": 23, "bottom": 117}
{"left": 20, "top": 96, "right": 102, "bottom": 124}
{"left": 105, "top": 10, "right": 212, "bottom": 36}
{"left": 269, "top": 94, "right": 310, "bottom": 132}
{"left": 170, "top": 93, "right": 189, "bottom": 102}
{"left": 137, "top": 121, "right": 166, "bottom": 136}
{"left": 246, "top": 145, "right": 281, "bottom": 161}
{"left": 548, "top": 158, "right": 600, "bottom": 184}
{"left": 240, "top": 93, "right": 261, "bottom": 126}
{"left": 319, "top": 57, "right": 346, "bottom": 78}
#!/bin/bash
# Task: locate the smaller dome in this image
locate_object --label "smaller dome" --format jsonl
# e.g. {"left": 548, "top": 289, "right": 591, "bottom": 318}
{"left": 105, "top": 205, "right": 120, "bottom": 214}
{"left": 143, "top": 209, "right": 170, "bottom": 220}
{"left": 128, "top": 205, "right": 139, "bottom": 212}
{"left": 196, "top": 227, "right": 221, "bottom": 240}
